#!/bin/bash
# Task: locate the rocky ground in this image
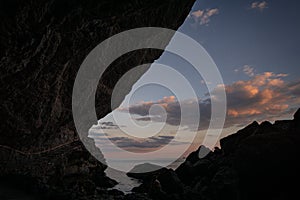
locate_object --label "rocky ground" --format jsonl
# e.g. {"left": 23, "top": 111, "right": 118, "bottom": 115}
{"left": 127, "top": 109, "right": 300, "bottom": 200}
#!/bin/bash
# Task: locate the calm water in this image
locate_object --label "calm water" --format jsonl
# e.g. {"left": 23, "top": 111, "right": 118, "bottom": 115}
{"left": 105, "top": 168, "right": 141, "bottom": 194}
{"left": 105, "top": 158, "right": 185, "bottom": 193}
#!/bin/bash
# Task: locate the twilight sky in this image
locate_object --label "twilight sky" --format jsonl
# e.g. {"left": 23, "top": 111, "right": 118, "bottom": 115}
{"left": 89, "top": 0, "right": 300, "bottom": 169}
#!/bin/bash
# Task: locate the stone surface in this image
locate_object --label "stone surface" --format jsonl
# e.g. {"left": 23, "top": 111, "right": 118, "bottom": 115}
{"left": 0, "top": 0, "right": 195, "bottom": 199}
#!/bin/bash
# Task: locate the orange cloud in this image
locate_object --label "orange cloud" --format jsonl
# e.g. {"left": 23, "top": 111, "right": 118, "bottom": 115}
{"left": 228, "top": 109, "right": 261, "bottom": 117}
{"left": 268, "top": 79, "right": 284, "bottom": 87}
{"left": 190, "top": 8, "right": 219, "bottom": 25}
{"left": 121, "top": 71, "right": 300, "bottom": 130}
{"left": 191, "top": 10, "right": 204, "bottom": 18}
{"left": 219, "top": 71, "right": 294, "bottom": 119}
{"left": 159, "top": 96, "right": 176, "bottom": 103}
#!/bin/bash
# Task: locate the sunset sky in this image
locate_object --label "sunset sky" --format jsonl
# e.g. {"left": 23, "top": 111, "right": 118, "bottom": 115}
{"left": 89, "top": 0, "right": 300, "bottom": 170}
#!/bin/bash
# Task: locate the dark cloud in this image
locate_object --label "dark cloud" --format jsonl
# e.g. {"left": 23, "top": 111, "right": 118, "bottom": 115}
{"left": 91, "top": 121, "right": 125, "bottom": 130}
{"left": 90, "top": 135, "right": 187, "bottom": 152}
{"left": 107, "top": 135, "right": 175, "bottom": 149}
{"left": 287, "top": 80, "right": 300, "bottom": 96}
{"left": 124, "top": 98, "right": 212, "bottom": 131}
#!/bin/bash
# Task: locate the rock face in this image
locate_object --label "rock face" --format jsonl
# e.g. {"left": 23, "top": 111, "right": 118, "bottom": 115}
{"left": 0, "top": 0, "right": 195, "bottom": 199}
{"left": 131, "top": 109, "right": 300, "bottom": 200}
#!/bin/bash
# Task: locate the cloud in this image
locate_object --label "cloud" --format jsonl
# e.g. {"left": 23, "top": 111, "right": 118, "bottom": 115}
{"left": 191, "top": 10, "right": 204, "bottom": 18}
{"left": 201, "top": 80, "right": 212, "bottom": 85}
{"left": 91, "top": 121, "right": 121, "bottom": 130}
{"left": 287, "top": 80, "right": 300, "bottom": 96}
{"left": 119, "top": 96, "right": 176, "bottom": 116}
{"left": 190, "top": 8, "right": 219, "bottom": 25}
{"left": 251, "top": 1, "right": 268, "bottom": 11}
{"left": 212, "top": 72, "right": 300, "bottom": 124}
{"left": 120, "top": 71, "right": 300, "bottom": 130}
{"left": 108, "top": 135, "right": 174, "bottom": 148}
{"left": 242, "top": 65, "right": 255, "bottom": 77}
{"left": 91, "top": 134, "right": 187, "bottom": 152}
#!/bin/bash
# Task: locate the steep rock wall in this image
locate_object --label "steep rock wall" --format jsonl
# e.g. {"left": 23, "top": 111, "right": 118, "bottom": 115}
{"left": 0, "top": 0, "right": 195, "bottom": 198}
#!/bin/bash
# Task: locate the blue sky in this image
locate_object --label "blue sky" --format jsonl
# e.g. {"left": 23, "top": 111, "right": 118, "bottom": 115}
{"left": 126, "top": 0, "right": 300, "bottom": 102}
{"left": 89, "top": 0, "right": 300, "bottom": 169}
{"left": 184, "top": 0, "right": 300, "bottom": 83}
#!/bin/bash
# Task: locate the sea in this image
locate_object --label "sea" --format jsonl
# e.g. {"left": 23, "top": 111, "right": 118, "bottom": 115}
{"left": 105, "top": 158, "right": 185, "bottom": 193}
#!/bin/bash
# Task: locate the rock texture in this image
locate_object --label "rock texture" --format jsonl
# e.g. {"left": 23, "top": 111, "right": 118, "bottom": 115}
{"left": 0, "top": 0, "right": 195, "bottom": 199}
{"left": 131, "top": 109, "right": 300, "bottom": 200}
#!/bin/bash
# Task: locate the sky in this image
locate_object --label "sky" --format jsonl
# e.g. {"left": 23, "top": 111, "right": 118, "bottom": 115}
{"left": 89, "top": 0, "right": 300, "bottom": 171}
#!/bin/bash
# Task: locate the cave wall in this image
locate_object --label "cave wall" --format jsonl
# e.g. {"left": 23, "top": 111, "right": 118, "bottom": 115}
{"left": 0, "top": 0, "right": 195, "bottom": 198}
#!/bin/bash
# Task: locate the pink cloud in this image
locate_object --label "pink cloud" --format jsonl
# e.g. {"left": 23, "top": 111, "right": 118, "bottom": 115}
{"left": 190, "top": 8, "right": 219, "bottom": 25}
{"left": 251, "top": 1, "right": 268, "bottom": 11}
{"left": 222, "top": 72, "right": 292, "bottom": 118}
{"left": 191, "top": 10, "right": 204, "bottom": 18}
{"left": 242, "top": 65, "right": 255, "bottom": 77}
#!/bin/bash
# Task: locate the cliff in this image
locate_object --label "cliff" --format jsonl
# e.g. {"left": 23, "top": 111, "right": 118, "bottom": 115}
{"left": 0, "top": 0, "right": 195, "bottom": 199}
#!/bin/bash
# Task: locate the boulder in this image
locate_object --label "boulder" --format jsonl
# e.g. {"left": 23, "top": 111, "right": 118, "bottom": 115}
{"left": 157, "top": 169, "right": 184, "bottom": 194}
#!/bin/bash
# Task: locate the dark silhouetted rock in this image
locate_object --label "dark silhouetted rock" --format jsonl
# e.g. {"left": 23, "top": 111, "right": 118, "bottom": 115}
{"left": 0, "top": 0, "right": 195, "bottom": 199}
{"left": 273, "top": 120, "right": 291, "bottom": 132}
{"left": 293, "top": 108, "right": 300, "bottom": 121}
{"left": 175, "top": 146, "right": 213, "bottom": 185}
{"left": 127, "top": 163, "right": 166, "bottom": 181}
{"left": 175, "top": 160, "right": 193, "bottom": 185}
{"left": 220, "top": 121, "right": 259, "bottom": 154}
{"left": 157, "top": 169, "right": 184, "bottom": 194}
{"left": 187, "top": 110, "right": 300, "bottom": 200}
{"left": 291, "top": 108, "right": 300, "bottom": 133}
{"left": 136, "top": 109, "right": 300, "bottom": 200}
